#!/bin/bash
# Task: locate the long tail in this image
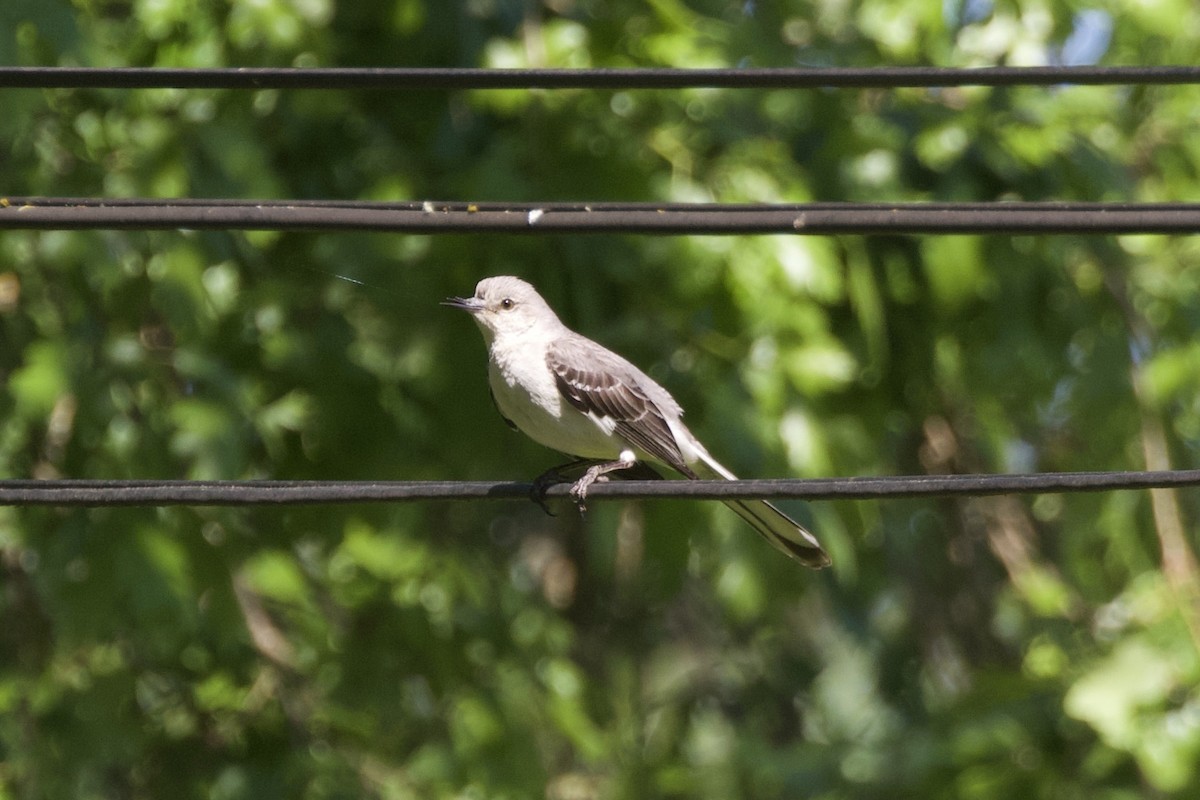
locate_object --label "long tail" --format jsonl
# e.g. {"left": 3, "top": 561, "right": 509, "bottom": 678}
{"left": 692, "top": 453, "right": 831, "bottom": 569}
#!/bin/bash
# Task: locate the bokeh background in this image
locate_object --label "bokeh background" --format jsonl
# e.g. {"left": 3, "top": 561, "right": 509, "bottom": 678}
{"left": 3, "top": 1, "right": 1200, "bottom": 798}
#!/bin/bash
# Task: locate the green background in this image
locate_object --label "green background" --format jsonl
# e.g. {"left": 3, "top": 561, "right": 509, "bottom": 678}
{"left": 2, "top": 1, "right": 1200, "bottom": 798}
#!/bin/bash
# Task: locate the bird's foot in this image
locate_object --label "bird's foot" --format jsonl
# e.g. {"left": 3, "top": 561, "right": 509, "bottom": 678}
{"left": 567, "top": 458, "right": 636, "bottom": 515}
{"left": 529, "top": 469, "right": 568, "bottom": 517}
{"left": 568, "top": 467, "right": 606, "bottom": 515}
{"left": 532, "top": 456, "right": 641, "bottom": 516}
{"left": 530, "top": 459, "right": 599, "bottom": 516}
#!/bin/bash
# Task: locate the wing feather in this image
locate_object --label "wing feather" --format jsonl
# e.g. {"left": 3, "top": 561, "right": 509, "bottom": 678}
{"left": 546, "top": 336, "right": 694, "bottom": 476}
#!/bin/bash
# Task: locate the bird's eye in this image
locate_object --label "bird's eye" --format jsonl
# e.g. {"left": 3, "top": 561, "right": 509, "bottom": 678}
{"left": 500, "top": 298, "right": 515, "bottom": 310}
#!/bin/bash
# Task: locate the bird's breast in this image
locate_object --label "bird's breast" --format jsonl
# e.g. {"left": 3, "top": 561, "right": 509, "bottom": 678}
{"left": 487, "top": 339, "right": 619, "bottom": 459}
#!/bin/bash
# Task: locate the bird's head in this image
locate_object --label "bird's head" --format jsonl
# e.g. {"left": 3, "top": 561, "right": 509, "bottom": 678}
{"left": 443, "top": 276, "right": 563, "bottom": 342}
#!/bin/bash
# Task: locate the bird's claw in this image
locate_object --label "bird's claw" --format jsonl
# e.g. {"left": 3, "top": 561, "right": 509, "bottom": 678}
{"left": 531, "top": 463, "right": 595, "bottom": 516}
{"left": 568, "top": 469, "right": 609, "bottom": 516}
{"left": 529, "top": 469, "right": 568, "bottom": 517}
{"left": 530, "top": 459, "right": 629, "bottom": 517}
{"left": 530, "top": 491, "right": 556, "bottom": 517}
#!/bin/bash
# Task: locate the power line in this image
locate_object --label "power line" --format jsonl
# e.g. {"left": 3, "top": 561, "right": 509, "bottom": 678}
{"left": 4, "top": 198, "right": 1200, "bottom": 235}
{"left": 1, "top": 470, "right": 1198, "bottom": 506}
{"left": 5, "top": 72, "right": 1194, "bottom": 513}
{"left": 1, "top": 66, "right": 1199, "bottom": 90}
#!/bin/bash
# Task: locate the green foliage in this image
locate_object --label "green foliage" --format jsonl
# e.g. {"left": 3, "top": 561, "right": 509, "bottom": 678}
{"left": 2, "top": 1, "right": 1200, "bottom": 798}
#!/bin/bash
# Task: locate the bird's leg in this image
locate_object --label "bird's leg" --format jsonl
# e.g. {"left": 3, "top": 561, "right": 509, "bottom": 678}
{"left": 568, "top": 450, "right": 639, "bottom": 514}
{"left": 530, "top": 458, "right": 602, "bottom": 516}
{"left": 530, "top": 454, "right": 662, "bottom": 516}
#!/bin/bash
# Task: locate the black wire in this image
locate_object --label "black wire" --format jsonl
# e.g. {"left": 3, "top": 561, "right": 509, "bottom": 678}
{"left": 2, "top": 66, "right": 1200, "bottom": 90}
{"left": 4, "top": 198, "right": 1200, "bottom": 234}
{"left": 5, "top": 70, "right": 1193, "bottom": 506}
{"left": 0, "top": 471, "right": 1197, "bottom": 506}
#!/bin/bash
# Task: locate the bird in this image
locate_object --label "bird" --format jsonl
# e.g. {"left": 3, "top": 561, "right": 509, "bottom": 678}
{"left": 443, "top": 276, "right": 830, "bottom": 569}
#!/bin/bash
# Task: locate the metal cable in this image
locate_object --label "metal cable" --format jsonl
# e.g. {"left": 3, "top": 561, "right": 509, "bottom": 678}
{"left": 5, "top": 69, "right": 1195, "bottom": 508}
{"left": 4, "top": 198, "right": 1200, "bottom": 234}
{"left": 2, "top": 65, "right": 1200, "bottom": 90}
{"left": 0, "top": 470, "right": 1197, "bottom": 506}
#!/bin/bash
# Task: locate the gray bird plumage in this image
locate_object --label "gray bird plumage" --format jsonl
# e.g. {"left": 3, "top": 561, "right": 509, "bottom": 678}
{"left": 445, "top": 275, "right": 830, "bottom": 569}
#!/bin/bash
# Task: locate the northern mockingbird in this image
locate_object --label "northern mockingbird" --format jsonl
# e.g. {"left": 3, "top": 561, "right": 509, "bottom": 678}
{"left": 445, "top": 276, "right": 830, "bottom": 569}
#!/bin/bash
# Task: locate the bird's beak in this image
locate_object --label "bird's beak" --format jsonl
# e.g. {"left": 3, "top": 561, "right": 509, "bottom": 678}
{"left": 441, "top": 295, "right": 484, "bottom": 313}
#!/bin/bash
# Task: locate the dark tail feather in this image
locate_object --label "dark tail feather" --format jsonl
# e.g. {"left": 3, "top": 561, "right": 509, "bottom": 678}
{"left": 691, "top": 452, "right": 830, "bottom": 569}
{"left": 723, "top": 498, "right": 831, "bottom": 569}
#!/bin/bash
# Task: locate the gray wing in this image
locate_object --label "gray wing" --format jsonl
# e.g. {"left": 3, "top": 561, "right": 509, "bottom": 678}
{"left": 546, "top": 335, "right": 696, "bottom": 477}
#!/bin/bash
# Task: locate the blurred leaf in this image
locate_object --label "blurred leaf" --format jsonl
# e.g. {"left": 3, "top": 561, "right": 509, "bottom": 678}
{"left": 3, "top": 1, "right": 1200, "bottom": 798}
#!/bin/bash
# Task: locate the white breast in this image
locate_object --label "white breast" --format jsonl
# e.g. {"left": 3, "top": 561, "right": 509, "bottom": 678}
{"left": 487, "top": 333, "right": 621, "bottom": 460}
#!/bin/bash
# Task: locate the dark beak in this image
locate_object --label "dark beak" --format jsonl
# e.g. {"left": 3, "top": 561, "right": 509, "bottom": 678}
{"left": 441, "top": 295, "right": 483, "bottom": 312}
